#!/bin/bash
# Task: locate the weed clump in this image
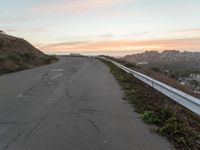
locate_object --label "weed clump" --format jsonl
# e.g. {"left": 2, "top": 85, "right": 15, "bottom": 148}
{"left": 142, "top": 111, "right": 160, "bottom": 124}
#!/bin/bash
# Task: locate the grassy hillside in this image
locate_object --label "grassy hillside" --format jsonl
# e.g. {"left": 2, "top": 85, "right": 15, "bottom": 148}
{"left": 123, "top": 50, "right": 200, "bottom": 77}
{"left": 0, "top": 33, "right": 58, "bottom": 74}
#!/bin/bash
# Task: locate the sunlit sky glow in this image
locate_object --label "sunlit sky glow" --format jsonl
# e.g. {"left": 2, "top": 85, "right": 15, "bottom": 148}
{"left": 1, "top": 0, "right": 200, "bottom": 56}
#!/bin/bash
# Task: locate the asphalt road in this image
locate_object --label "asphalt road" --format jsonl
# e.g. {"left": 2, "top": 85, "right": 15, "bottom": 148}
{"left": 0, "top": 57, "right": 172, "bottom": 150}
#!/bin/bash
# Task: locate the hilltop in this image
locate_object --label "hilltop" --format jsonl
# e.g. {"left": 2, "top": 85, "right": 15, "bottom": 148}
{"left": 122, "top": 50, "right": 200, "bottom": 77}
{"left": 0, "top": 32, "right": 57, "bottom": 74}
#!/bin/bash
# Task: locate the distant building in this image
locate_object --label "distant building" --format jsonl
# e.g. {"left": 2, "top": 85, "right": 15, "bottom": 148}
{"left": 162, "top": 50, "right": 180, "bottom": 54}
{"left": 190, "top": 74, "right": 200, "bottom": 79}
{"left": 70, "top": 53, "right": 81, "bottom": 56}
{"left": 194, "top": 90, "right": 200, "bottom": 94}
{"left": 136, "top": 61, "right": 148, "bottom": 65}
{"left": 180, "top": 81, "right": 186, "bottom": 85}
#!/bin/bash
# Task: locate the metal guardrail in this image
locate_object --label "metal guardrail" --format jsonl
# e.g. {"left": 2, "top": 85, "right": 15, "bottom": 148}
{"left": 99, "top": 57, "right": 200, "bottom": 116}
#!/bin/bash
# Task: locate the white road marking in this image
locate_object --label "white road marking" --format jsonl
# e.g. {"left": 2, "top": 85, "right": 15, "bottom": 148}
{"left": 17, "top": 71, "right": 64, "bottom": 98}
{"left": 103, "top": 140, "right": 107, "bottom": 144}
{"left": 51, "top": 73, "right": 63, "bottom": 80}
{"left": 50, "top": 69, "right": 64, "bottom": 72}
{"left": 17, "top": 93, "right": 29, "bottom": 98}
{"left": 17, "top": 93, "right": 23, "bottom": 98}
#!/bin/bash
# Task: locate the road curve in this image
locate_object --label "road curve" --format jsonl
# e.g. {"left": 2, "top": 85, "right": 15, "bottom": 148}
{"left": 0, "top": 57, "right": 172, "bottom": 150}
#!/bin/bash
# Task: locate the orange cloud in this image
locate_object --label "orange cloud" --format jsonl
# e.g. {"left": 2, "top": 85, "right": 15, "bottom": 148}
{"left": 33, "top": 0, "right": 132, "bottom": 14}
{"left": 46, "top": 41, "right": 89, "bottom": 47}
{"left": 174, "top": 28, "right": 200, "bottom": 33}
{"left": 38, "top": 37, "right": 200, "bottom": 55}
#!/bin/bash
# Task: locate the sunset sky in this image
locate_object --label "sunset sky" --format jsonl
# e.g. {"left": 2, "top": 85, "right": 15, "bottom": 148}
{"left": 1, "top": 0, "right": 200, "bottom": 56}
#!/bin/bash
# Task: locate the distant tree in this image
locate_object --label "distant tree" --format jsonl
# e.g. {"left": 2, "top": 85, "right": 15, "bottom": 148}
{"left": 190, "top": 79, "right": 199, "bottom": 87}
{"left": 151, "top": 67, "right": 160, "bottom": 72}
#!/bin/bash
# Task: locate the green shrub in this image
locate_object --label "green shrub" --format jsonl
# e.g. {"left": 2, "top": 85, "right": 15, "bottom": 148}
{"left": 158, "top": 116, "right": 179, "bottom": 135}
{"left": 20, "top": 53, "right": 36, "bottom": 62}
{"left": 7, "top": 54, "right": 22, "bottom": 62}
{"left": 0, "top": 55, "right": 7, "bottom": 62}
{"left": 142, "top": 111, "right": 160, "bottom": 124}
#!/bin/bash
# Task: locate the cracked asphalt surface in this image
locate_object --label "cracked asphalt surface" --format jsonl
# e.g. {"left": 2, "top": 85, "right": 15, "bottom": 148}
{"left": 0, "top": 57, "right": 172, "bottom": 150}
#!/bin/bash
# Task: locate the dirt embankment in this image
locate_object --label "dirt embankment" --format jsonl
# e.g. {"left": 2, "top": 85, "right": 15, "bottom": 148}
{"left": 0, "top": 33, "right": 58, "bottom": 74}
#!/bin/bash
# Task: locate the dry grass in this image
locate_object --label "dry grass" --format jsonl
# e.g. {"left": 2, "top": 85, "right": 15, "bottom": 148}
{"left": 102, "top": 60, "right": 200, "bottom": 150}
{"left": 0, "top": 53, "right": 58, "bottom": 75}
{"left": 104, "top": 55, "right": 199, "bottom": 98}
